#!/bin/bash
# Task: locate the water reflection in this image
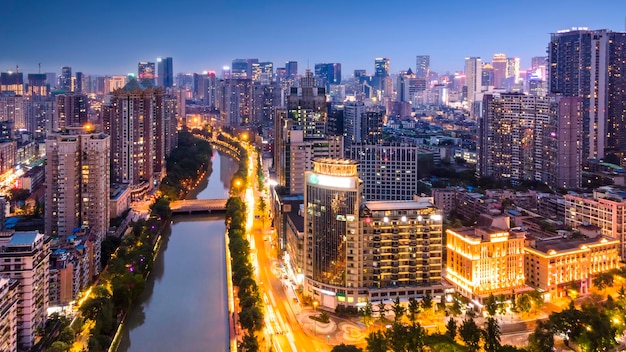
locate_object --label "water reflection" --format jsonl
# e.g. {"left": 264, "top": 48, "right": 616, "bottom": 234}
{"left": 118, "top": 151, "right": 235, "bottom": 352}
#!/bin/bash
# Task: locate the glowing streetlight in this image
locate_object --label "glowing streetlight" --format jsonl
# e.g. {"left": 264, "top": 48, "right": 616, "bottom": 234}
{"left": 313, "top": 300, "right": 318, "bottom": 311}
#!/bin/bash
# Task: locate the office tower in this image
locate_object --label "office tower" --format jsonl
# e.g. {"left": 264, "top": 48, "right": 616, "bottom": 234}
{"left": 544, "top": 96, "right": 583, "bottom": 189}
{"left": 350, "top": 144, "right": 432, "bottom": 201}
{"left": 55, "top": 93, "right": 89, "bottom": 130}
{"left": 0, "top": 71, "right": 24, "bottom": 95}
{"left": 530, "top": 56, "right": 548, "bottom": 80}
{"left": 0, "top": 231, "right": 50, "bottom": 349}
{"left": 0, "top": 277, "right": 19, "bottom": 352}
{"left": 59, "top": 66, "right": 72, "bottom": 91}
{"left": 565, "top": 187, "right": 626, "bottom": 260}
{"left": 303, "top": 159, "right": 362, "bottom": 303}
{"left": 286, "top": 61, "right": 298, "bottom": 79}
{"left": 45, "top": 131, "right": 110, "bottom": 240}
{"left": 343, "top": 102, "right": 384, "bottom": 150}
{"left": 481, "top": 63, "right": 494, "bottom": 87}
{"left": 275, "top": 67, "right": 287, "bottom": 84}
{"left": 360, "top": 198, "right": 443, "bottom": 292}
{"left": 314, "top": 63, "right": 342, "bottom": 90}
{"left": 252, "top": 82, "right": 279, "bottom": 124}
{"left": 104, "top": 75, "right": 127, "bottom": 93}
{"left": 138, "top": 61, "right": 156, "bottom": 81}
{"left": 492, "top": 53, "right": 507, "bottom": 89}
{"left": 231, "top": 59, "right": 248, "bottom": 79}
{"left": 0, "top": 93, "right": 23, "bottom": 131}
{"left": 103, "top": 79, "right": 163, "bottom": 196}
{"left": 446, "top": 215, "right": 525, "bottom": 303}
{"left": 251, "top": 61, "right": 273, "bottom": 83}
{"left": 45, "top": 72, "right": 57, "bottom": 89}
{"left": 287, "top": 70, "right": 327, "bottom": 138}
{"left": 157, "top": 57, "right": 174, "bottom": 88}
{"left": 221, "top": 78, "right": 252, "bottom": 126}
{"left": 75, "top": 71, "right": 83, "bottom": 93}
{"left": 505, "top": 57, "right": 520, "bottom": 87}
{"left": 374, "top": 57, "right": 391, "bottom": 93}
{"left": 549, "top": 28, "right": 626, "bottom": 160}
{"left": 478, "top": 93, "right": 550, "bottom": 184}
{"left": 354, "top": 69, "right": 367, "bottom": 82}
{"left": 415, "top": 55, "right": 430, "bottom": 79}
{"left": 464, "top": 57, "right": 482, "bottom": 107}
{"left": 27, "top": 73, "right": 47, "bottom": 96}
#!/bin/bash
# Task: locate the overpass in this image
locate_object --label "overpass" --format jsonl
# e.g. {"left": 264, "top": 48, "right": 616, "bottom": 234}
{"left": 170, "top": 198, "right": 228, "bottom": 214}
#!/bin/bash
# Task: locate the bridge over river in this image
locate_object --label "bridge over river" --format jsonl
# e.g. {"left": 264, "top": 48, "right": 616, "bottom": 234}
{"left": 170, "top": 198, "right": 228, "bottom": 214}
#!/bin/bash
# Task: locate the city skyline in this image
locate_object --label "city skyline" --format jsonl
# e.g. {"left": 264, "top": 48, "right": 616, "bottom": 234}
{"left": 1, "top": 0, "right": 625, "bottom": 76}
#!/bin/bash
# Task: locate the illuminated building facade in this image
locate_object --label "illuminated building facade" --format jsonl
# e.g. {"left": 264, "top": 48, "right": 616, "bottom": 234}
{"left": 349, "top": 144, "right": 431, "bottom": 201}
{"left": 445, "top": 215, "right": 526, "bottom": 304}
{"left": 0, "top": 277, "right": 18, "bottom": 352}
{"left": 565, "top": 187, "right": 626, "bottom": 260}
{"left": 55, "top": 93, "right": 88, "bottom": 130}
{"left": 360, "top": 199, "right": 444, "bottom": 301}
{"left": 415, "top": 55, "right": 430, "bottom": 79}
{"left": 524, "top": 230, "right": 619, "bottom": 300}
{"left": 464, "top": 57, "right": 482, "bottom": 107}
{"left": 138, "top": 61, "right": 155, "bottom": 81}
{"left": 0, "top": 232, "right": 50, "bottom": 350}
{"left": 0, "top": 71, "right": 24, "bottom": 95}
{"left": 492, "top": 53, "right": 507, "bottom": 89}
{"left": 157, "top": 57, "right": 173, "bottom": 88}
{"left": 304, "top": 159, "right": 362, "bottom": 308}
{"left": 0, "top": 93, "right": 24, "bottom": 131}
{"left": 287, "top": 70, "right": 327, "bottom": 138}
{"left": 27, "top": 73, "right": 47, "bottom": 96}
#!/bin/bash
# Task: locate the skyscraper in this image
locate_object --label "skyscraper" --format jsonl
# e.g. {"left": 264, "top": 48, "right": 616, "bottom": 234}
{"left": 415, "top": 55, "right": 430, "bottom": 79}
{"left": 157, "top": 57, "right": 174, "bottom": 88}
{"left": 314, "top": 63, "right": 342, "bottom": 90}
{"left": 549, "top": 28, "right": 626, "bottom": 160}
{"left": 59, "top": 66, "right": 72, "bottom": 91}
{"left": 138, "top": 61, "right": 156, "bottom": 81}
{"left": 27, "top": 73, "right": 47, "bottom": 96}
{"left": 505, "top": 57, "right": 520, "bottom": 87}
{"left": 75, "top": 71, "right": 83, "bottom": 93}
{"left": 103, "top": 79, "right": 164, "bottom": 197}
{"left": 287, "top": 70, "right": 327, "bottom": 138}
{"left": 464, "top": 57, "right": 482, "bottom": 107}
{"left": 55, "top": 93, "right": 89, "bottom": 130}
{"left": 231, "top": 59, "right": 249, "bottom": 79}
{"left": 286, "top": 61, "right": 298, "bottom": 79}
{"left": 374, "top": 57, "right": 390, "bottom": 93}
{"left": 492, "top": 53, "right": 507, "bottom": 89}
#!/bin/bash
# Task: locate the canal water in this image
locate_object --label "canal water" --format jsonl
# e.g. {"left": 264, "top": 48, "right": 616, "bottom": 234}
{"left": 118, "top": 150, "right": 239, "bottom": 352}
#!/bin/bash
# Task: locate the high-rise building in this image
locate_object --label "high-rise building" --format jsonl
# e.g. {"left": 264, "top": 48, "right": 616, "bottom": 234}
{"left": 27, "top": 73, "right": 47, "bottom": 96}
{"left": 0, "top": 92, "right": 24, "bottom": 131}
{"left": 343, "top": 102, "right": 384, "bottom": 151}
{"left": 505, "top": 57, "right": 520, "bottom": 86}
{"left": 492, "top": 53, "right": 507, "bottom": 89}
{"left": 55, "top": 93, "right": 89, "bottom": 130}
{"left": 103, "top": 79, "right": 164, "bottom": 198}
{"left": 286, "top": 61, "right": 298, "bottom": 79}
{"left": 251, "top": 61, "right": 273, "bottom": 84}
{"left": 478, "top": 93, "right": 550, "bottom": 183}
{"left": 374, "top": 57, "right": 391, "bottom": 94}
{"left": 415, "top": 55, "right": 430, "bottom": 79}
{"left": 464, "top": 57, "right": 482, "bottom": 108}
{"left": 59, "top": 67, "right": 72, "bottom": 91}
{"left": 74, "top": 71, "right": 83, "bottom": 93}
{"left": 221, "top": 78, "right": 252, "bottom": 126}
{"left": 0, "top": 231, "right": 50, "bottom": 349}
{"left": 45, "top": 130, "right": 110, "bottom": 243}
{"left": 446, "top": 215, "right": 526, "bottom": 303}
{"left": 231, "top": 59, "right": 249, "bottom": 79}
{"left": 286, "top": 70, "right": 327, "bottom": 138}
{"left": 0, "top": 277, "right": 19, "bottom": 352}
{"left": 481, "top": 63, "right": 494, "bottom": 87}
{"left": 0, "top": 71, "right": 24, "bottom": 95}
{"left": 157, "top": 57, "right": 174, "bottom": 88}
{"left": 549, "top": 28, "right": 626, "bottom": 159}
{"left": 303, "top": 159, "right": 362, "bottom": 305}
{"left": 349, "top": 144, "right": 432, "bottom": 201}
{"left": 138, "top": 61, "right": 156, "bottom": 81}
{"left": 314, "top": 63, "right": 342, "bottom": 90}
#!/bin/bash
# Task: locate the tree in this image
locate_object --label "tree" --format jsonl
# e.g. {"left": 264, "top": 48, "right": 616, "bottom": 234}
{"left": 450, "top": 297, "right": 463, "bottom": 317}
{"left": 618, "top": 285, "right": 626, "bottom": 300}
{"left": 484, "top": 293, "right": 498, "bottom": 317}
{"left": 366, "top": 330, "right": 388, "bottom": 352}
{"left": 239, "top": 332, "right": 259, "bottom": 352}
{"left": 528, "top": 320, "right": 554, "bottom": 352}
{"left": 445, "top": 317, "right": 457, "bottom": 340}
{"left": 592, "top": 272, "right": 614, "bottom": 291}
{"left": 497, "top": 294, "right": 508, "bottom": 316}
{"left": 459, "top": 318, "right": 482, "bottom": 352}
{"left": 239, "top": 306, "right": 264, "bottom": 332}
{"left": 386, "top": 323, "right": 408, "bottom": 352}
{"left": 331, "top": 344, "right": 363, "bottom": 352}
{"left": 48, "top": 341, "right": 70, "bottom": 352}
{"left": 482, "top": 317, "right": 501, "bottom": 352}
{"left": 405, "top": 323, "right": 427, "bottom": 352}
{"left": 57, "top": 325, "right": 75, "bottom": 345}
{"left": 360, "top": 301, "right": 374, "bottom": 330}
{"left": 378, "top": 302, "right": 386, "bottom": 319}
{"left": 408, "top": 297, "right": 421, "bottom": 323}
{"left": 421, "top": 292, "right": 433, "bottom": 312}
{"left": 527, "top": 290, "right": 544, "bottom": 315}
{"left": 391, "top": 296, "right": 405, "bottom": 322}
{"left": 516, "top": 293, "right": 532, "bottom": 316}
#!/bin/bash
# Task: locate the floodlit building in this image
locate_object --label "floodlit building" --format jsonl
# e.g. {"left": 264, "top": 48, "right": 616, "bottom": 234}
{"left": 0, "top": 277, "right": 19, "bottom": 352}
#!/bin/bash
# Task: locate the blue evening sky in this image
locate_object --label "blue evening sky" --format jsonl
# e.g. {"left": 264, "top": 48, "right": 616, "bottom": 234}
{"left": 1, "top": 0, "right": 624, "bottom": 76}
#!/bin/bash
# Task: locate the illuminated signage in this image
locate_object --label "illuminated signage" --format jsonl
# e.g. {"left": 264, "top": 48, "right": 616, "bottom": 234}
{"left": 308, "top": 173, "right": 355, "bottom": 189}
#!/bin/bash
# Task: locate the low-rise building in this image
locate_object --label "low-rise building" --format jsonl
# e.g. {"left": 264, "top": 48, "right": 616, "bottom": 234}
{"left": 110, "top": 184, "right": 131, "bottom": 219}
{"left": 445, "top": 214, "right": 527, "bottom": 305}
{"left": 524, "top": 227, "right": 620, "bottom": 300}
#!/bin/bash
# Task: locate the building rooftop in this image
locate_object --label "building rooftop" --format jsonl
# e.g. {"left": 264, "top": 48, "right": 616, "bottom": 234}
{"left": 8, "top": 231, "right": 41, "bottom": 246}
{"left": 363, "top": 200, "right": 434, "bottom": 211}
{"left": 532, "top": 235, "right": 616, "bottom": 254}
{"left": 286, "top": 212, "right": 304, "bottom": 232}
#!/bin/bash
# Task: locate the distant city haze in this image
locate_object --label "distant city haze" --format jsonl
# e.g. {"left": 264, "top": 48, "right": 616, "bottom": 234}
{"left": 1, "top": 0, "right": 624, "bottom": 75}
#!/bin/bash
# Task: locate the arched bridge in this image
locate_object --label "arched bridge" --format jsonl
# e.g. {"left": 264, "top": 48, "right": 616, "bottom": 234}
{"left": 170, "top": 198, "right": 228, "bottom": 214}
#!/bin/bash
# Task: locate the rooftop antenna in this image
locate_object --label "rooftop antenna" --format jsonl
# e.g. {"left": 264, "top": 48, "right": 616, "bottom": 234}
{"left": 15, "top": 65, "right": 19, "bottom": 73}
{"left": 38, "top": 63, "right": 41, "bottom": 74}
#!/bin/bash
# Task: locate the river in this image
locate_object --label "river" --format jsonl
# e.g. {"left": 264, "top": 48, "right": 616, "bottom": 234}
{"left": 118, "top": 150, "right": 239, "bottom": 352}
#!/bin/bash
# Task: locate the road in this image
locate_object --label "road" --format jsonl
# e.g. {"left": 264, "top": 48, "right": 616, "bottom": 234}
{"left": 242, "top": 144, "right": 330, "bottom": 352}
